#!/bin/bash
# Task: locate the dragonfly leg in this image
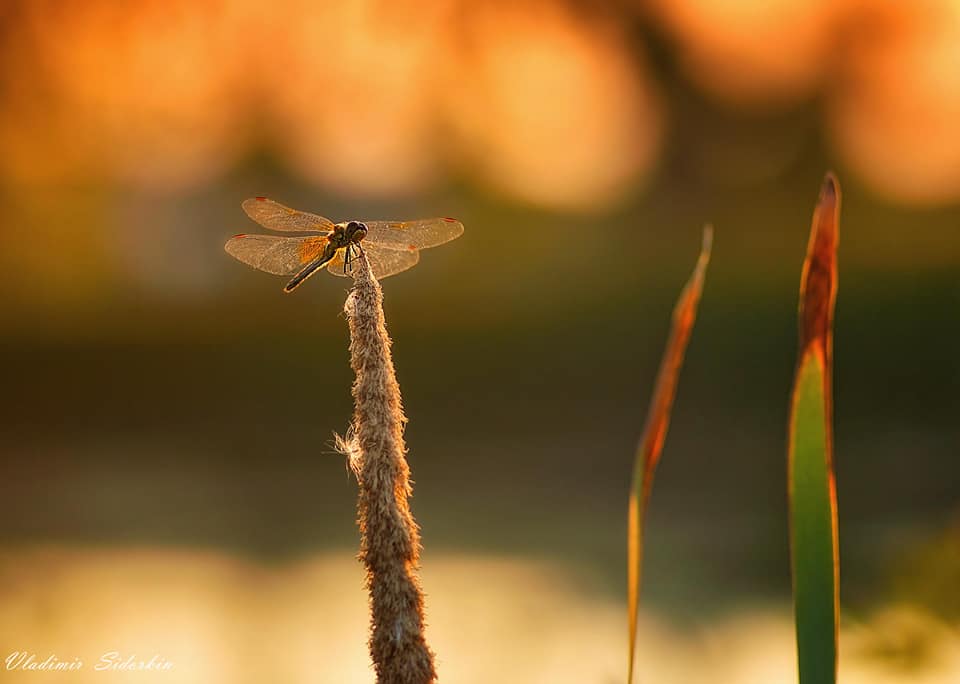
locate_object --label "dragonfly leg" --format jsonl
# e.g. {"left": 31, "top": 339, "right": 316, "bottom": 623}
{"left": 343, "top": 244, "right": 353, "bottom": 274}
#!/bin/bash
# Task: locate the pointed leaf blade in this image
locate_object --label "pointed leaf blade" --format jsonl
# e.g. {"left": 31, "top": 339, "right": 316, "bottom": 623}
{"left": 628, "top": 226, "right": 712, "bottom": 684}
{"left": 789, "top": 173, "right": 840, "bottom": 684}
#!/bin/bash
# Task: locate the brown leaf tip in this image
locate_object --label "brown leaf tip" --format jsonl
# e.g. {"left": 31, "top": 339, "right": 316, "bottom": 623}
{"left": 799, "top": 172, "right": 841, "bottom": 357}
{"left": 699, "top": 224, "right": 714, "bottom": 264}
{"left": 820, "top": 172, "right": 838, "bottom": 202}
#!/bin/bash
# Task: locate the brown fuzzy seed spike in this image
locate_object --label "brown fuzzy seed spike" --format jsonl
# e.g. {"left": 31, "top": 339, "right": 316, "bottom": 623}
{"left": 344, "top": 253, "right": 436, "bottom": 684}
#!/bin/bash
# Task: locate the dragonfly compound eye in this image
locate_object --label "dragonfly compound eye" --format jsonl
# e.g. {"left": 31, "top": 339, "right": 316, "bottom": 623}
{"left": 349, "top": 221, "right": 368, "bottom": 242}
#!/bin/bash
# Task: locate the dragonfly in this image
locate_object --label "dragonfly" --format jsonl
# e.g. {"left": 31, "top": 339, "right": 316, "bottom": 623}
{"left": 225, "top": 197, "right": 464, "bottom": 292}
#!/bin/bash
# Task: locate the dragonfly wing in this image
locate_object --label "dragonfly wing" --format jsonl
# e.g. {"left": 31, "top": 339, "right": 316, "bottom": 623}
{"left": 242, "top": 197, "right": 336, "bottom": 233}
{"left": 225, "top": 234, "right": 328, "bottom": 275}
{"left": 362, "top": 217, "right": 463, "bottom": 251}
{"left": 326, "top": 244, "right": 420, "bottom": 279}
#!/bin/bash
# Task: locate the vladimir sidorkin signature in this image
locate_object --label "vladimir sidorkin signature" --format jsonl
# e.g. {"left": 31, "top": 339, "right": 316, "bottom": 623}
{"left": 6, "top": 651, "right": 174, "bottom": 673}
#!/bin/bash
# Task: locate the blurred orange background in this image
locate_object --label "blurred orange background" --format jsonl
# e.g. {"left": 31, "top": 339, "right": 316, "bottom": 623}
{"left": 1, "top": 1, "right": 958, "bottom": 682}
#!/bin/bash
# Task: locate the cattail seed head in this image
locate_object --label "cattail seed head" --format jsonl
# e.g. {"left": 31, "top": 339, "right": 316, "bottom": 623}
{"left": 343, "top": 253, "right": 436, "bottom": 684}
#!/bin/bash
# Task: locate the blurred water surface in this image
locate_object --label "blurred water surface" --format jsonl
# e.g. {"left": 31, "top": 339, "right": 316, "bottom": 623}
{"left": 2, "top": 548, "right": 960, "bottom": 684}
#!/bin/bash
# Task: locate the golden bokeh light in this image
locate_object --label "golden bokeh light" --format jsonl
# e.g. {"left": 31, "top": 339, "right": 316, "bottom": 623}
{"left": 15, "top": 0, "right": 250, "bottom": 192}
{"left": 649, "top": 0, "right": 839, "bottom": 107}
{"left": 261, "top": 0, "right": 455, "bottom": 197}
{"left": 828, "top": 0, "right": 960, "bottom": 203}
{"left": 0, "top": 0, "right": 662, "bottom": 207}
{"left": 444, "top": 2, "right": 662, "bottom": 210}
{"left": 1, "top": 0, "right": 960, "bottom": 210}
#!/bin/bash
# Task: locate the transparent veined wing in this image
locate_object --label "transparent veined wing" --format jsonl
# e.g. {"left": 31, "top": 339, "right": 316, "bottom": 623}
{"left": 241, "top": 197, "right": 336, "bottom": 233}
{"left": 362, "top": 217, "right": 463, "bottom": 251}
{"left": 225, "top": 234, "right": 328, "bottom": 275}
{"left": 326, "top": 244, "right": 420, "bottom": 279}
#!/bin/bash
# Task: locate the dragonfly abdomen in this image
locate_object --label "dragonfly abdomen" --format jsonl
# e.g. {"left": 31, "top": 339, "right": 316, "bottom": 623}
{"left": 284, "top": 252, "right": 336, "bottom": 293}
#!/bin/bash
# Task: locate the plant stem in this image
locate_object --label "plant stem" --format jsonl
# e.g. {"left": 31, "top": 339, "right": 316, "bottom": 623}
{"left": 344, "top": 253, "right": 436, "bottom": 684}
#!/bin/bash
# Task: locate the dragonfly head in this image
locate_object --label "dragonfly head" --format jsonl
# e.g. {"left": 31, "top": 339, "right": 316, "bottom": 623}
{"left": 345, "top": 221, "right": 368, "bottom": 244}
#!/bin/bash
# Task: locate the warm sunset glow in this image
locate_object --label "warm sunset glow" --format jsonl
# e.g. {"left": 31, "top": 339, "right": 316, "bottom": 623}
{"left": 649, "top": 0, "right": 838, "bottom": 106}
{"left": 1, "top": 0, "right": 960, "bottom": 210}
{"left": 444, "top": 2, "right": 661, "bottom": 210}
{"left": 262, "top": 0, "right": 452, "bottom": 196}
{"left": 828, "top": 0, "right": 960, "bottom": 203}
{"left": 0, "top": 0, "right": 663, "bottom": 208}
{"left": 16, "top": 1, "right": 249, "bottom": 191}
